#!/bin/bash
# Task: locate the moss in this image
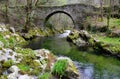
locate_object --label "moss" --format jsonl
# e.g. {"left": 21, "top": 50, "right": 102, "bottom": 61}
{"left": 7, "top": 37, "right": 16, "bottom": 48}
{"left": 0, "top": 34, "right": 8, "bottom": 47}
{"left": 109, "top": 46, "right": 120, "bottom": 54}
{"left": 2, "top": 59, "right": 14, "bottom": 68}
{"left": 21, "top": 55, "right": 35, "bottom": 66}
{"left": 14, "top": 47, "right": 35, "bottom": 55}
{"left": 17, "top": 64, "right": 30, "bottom": 71}
{"left": 17, "top": 64, "right": 30, "bottom": 74}
{"left": 0, "top": 31, "right": 27, "bottom": 48}
{"left": 17, "top": 62, "right": 42, "bottom": 75}
{"left": 15, "top": 47, "right": 36, "bottom": 73}
{"left": 0, "top": 75, "right": 7, "bottom": 79}
{"left": 15, "top": 47, "right": 35, "bottom": 64}
{"left": 24, "top": 27, "right": 47, "bottom": 39}
{"left": 33, "top": 60, "right": 40, "bottom": 66}
{"left": 38, "top": 72, "right": 51, "bottom": 79}
{"left": 52, "top": 59, "right": 68, "bottom": 77}
{"left": 67, "top": 32, "right": 79, "bottom": 40}
{"left": 30, "top": 60, "right": 41, "bottom": 68}
{"left": 13, "top": 35, "right": 27, "bottom": 46}
{"left": 30, "top": 68, "right": 42, "bottom": 76}
{"left": 88, "top": 38, "right": 95, "bottom": 45}
{"left": 93, "top": 35, "right": 120, "bottom": 54}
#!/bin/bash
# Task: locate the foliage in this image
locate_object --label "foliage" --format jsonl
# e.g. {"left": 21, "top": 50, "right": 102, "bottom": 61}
{"left": 52, "top": 59, "right": 68, "bottom": 77}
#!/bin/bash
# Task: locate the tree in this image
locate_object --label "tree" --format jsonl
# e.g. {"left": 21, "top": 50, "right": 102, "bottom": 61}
{"left": 107, "top": 0, "right": 112, "bottom": 29}
{"left": 100, "top": 0, "right": 103, "bottom": 21}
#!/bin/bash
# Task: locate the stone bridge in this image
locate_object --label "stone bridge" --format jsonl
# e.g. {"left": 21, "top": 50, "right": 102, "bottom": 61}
{"left": 0, "top": 4, "right": 98, "bottom": 30}
{"left": 34, "top": 4, "right": 98, "bottom": 29}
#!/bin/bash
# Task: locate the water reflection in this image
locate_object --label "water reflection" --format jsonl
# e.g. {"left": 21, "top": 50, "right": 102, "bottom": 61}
{"left": 74, "top": 62, "right": 94, "bottom": 79}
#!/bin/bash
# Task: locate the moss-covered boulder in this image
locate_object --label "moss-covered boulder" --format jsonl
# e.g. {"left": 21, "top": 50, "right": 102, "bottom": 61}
{"left": 52, "top": 57, "right": 79, "bottom": 79}
{"left": 22, "top": 27, "right": 47, "bottom": 40}
{"left": 67, "top": 30, "right": 88, "bottom": 47}
{"left": 0, "top": 47, "right": 57, "bottom": 78}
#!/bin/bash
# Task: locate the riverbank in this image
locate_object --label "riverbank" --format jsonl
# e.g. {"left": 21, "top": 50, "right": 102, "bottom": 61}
{"left": 67, "top": 30, "right": 120, "bottom": 58}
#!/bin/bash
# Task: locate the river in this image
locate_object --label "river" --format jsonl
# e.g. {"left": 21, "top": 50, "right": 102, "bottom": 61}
{"left": 26, "top": 30, "right": 120, "bottom": 79}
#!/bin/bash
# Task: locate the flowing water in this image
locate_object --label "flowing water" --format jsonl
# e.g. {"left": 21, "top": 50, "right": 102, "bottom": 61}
{"left": 26, "top": 30, "right": 120, "bottom": 79}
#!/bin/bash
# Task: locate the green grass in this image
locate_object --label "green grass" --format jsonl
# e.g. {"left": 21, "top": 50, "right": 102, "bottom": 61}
{"left": 95, "top": 36, "right": 120, "bottom": 46}
{"left": 52, "top": 59, "right": 68, "bottom": 77}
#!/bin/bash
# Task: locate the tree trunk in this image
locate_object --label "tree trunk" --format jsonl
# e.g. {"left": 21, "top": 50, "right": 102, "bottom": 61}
{"left": 24, "top": 0, "right": 32, "bottom": 32}
{"left": 100, "top": 0, "right": 103, "bottom": 21}
{"left": 107, "top": 0, "right": 112, "bottom": 30}
{"left": 5, "top": 0, "right": 9, "bottom": 23}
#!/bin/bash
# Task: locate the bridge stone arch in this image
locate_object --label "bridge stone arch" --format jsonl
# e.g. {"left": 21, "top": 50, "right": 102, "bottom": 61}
{"left": 44, "top": 10, "right": 75, "bottom": 29}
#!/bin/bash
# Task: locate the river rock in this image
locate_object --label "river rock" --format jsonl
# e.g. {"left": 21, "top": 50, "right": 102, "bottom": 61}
{"left": 9, "top": 65, "right": 20, "bottom": 73}
{"left": 67, "top": 30, "right": 90, "bottom": 47}
{"left": 73, "top": 38, "right": 87, "bottom": 47}
{"left": 0, "top": 23, "right": 8, "bottom": 32}
{"left": 110, "top": 29, "right": 120, "bottom": 37}
{"left": 18, "top": 74, "right": 34, "bottom": 79}
{"left": 35, "top": 49, "right": 56, "bottom": 70}
{"left": 7, "top": 72, "right": 18, "bottom": 79}
{"left": 7, "top": 66, "right": 20, "bottom": 79}
{"left": 9, "top": 27, "right": 15, "bottom": 33}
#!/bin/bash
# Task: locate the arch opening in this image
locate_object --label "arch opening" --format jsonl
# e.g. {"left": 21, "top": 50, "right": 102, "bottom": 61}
{"left": 44, "top": 11, "right": 75, "bottom": 31}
